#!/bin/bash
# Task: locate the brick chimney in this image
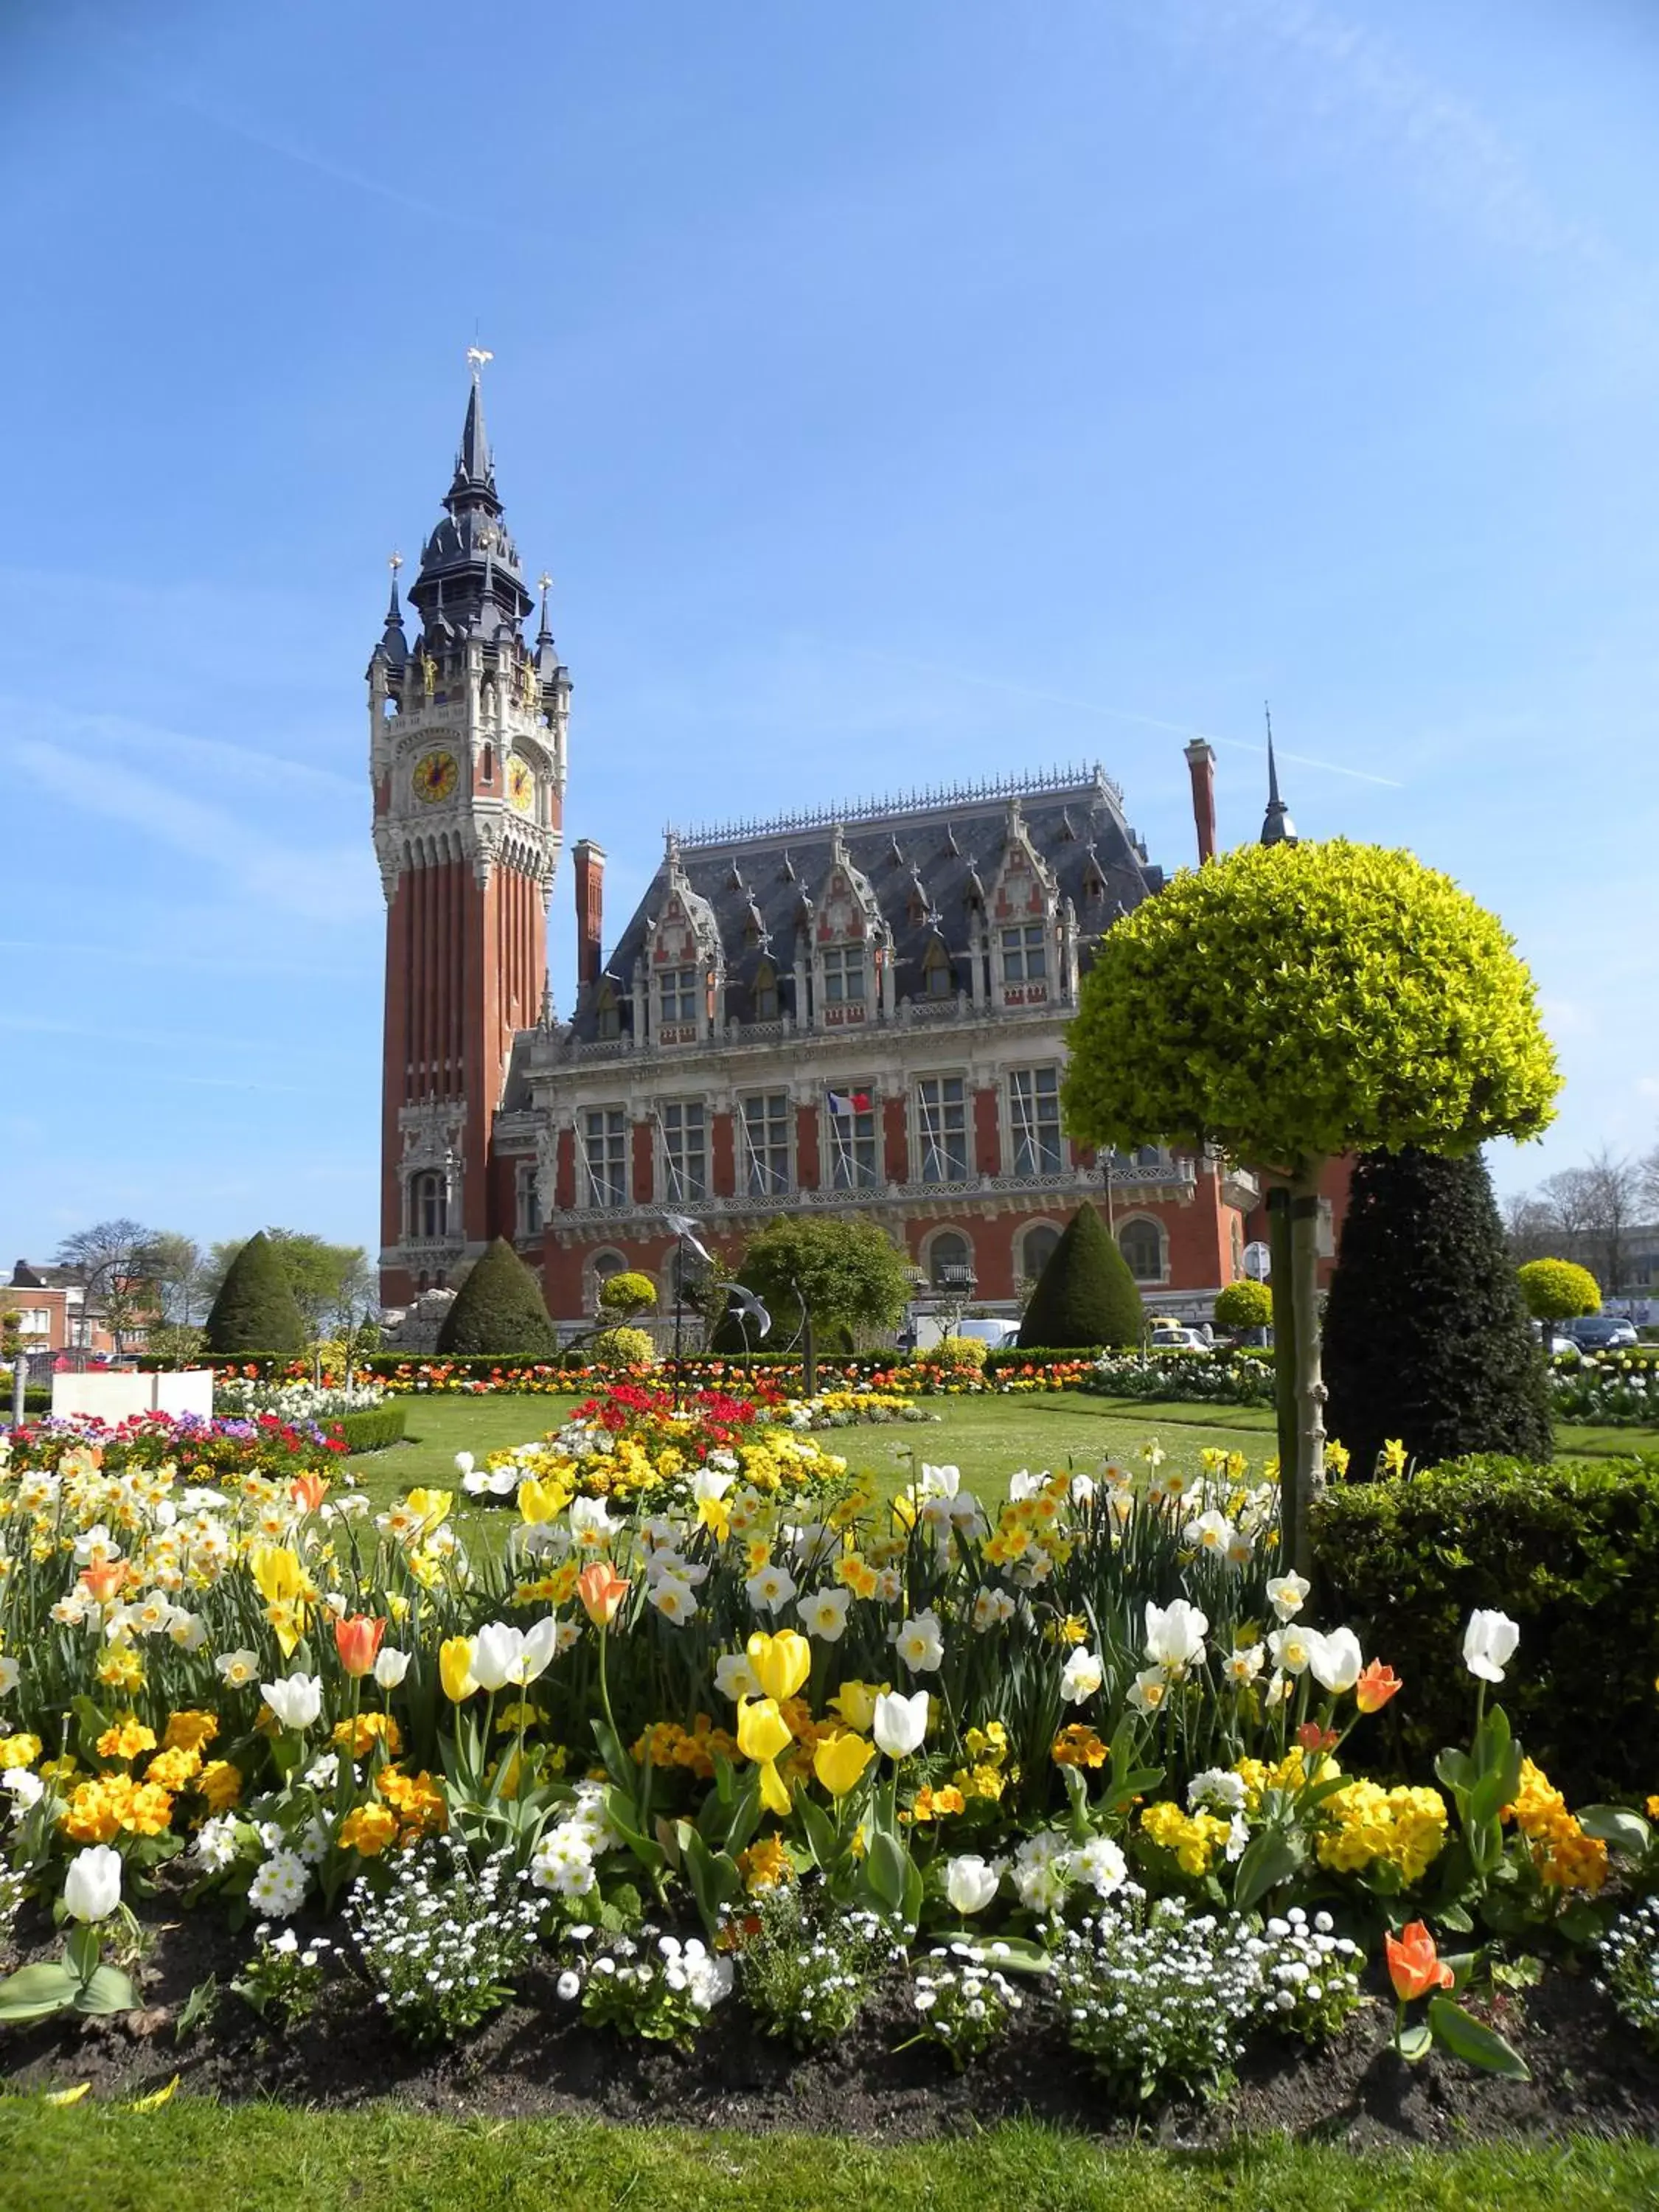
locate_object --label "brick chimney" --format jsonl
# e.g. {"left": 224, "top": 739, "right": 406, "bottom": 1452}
{"left": 1183, "top": 739, "right": 1217, "bottom": 864}
{"left": 573, "top": 839, "right": 605, "bottom": 992}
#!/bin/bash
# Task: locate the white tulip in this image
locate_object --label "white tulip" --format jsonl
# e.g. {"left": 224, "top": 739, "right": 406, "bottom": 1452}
{"left": 63, "top": 1843, "right": 122, "bottom": 1923}
{"left": 261, "top": 1674, "right": 323, "bottom": 1731}
{"left": 470, "top": 1618, "right": 560, "bottom": 1691}
{"left": 1307, "top": 1626, "right": 1363, "bottom": 1694}
{"left": 0, "top": 1658, "right": 18, "bottom": 1696}
{"left": 1060, "top": 1647, "right": 1103, "bottom": 1704}
{"left": 873, "top": 1687, "right": 930, "bottom": 1759}
{"left": 1462, "top": 1609, "right": 1520, "bottom": 1684}
{"left": 943, "top": 1854, "right": 1000, "bottom": 1914}
{"left": 1144, "top": 1597, "right": 1208, "bottom": 1674}
{"left": 373, "top": 1648, "right": 411, "bottom": 1689}
{"left": 454, "top": 1453, "right": 475, "bottom": 1476}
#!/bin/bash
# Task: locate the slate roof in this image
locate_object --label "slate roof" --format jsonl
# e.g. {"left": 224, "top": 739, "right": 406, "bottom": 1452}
{"left": 564, "top": 763, "right": 1164, "bottom": 1043}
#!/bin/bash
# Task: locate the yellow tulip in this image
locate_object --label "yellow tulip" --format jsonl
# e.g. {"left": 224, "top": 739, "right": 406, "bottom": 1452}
{"left": 746, "top": 1630, "right": 810, "bottom": 1704}
{"left": 829, "top": 1680, "right": 882, "bottom": 1733}
{"left": 759, "top": 1757, "right": 793, "bottom": 1818}
{"left": 405, "top": 1489, "right": 453, "bottom": 1531}
{"left": 735, "top": 1697, "right": 793, "bottom": 1766}
{"left": 813, "top": 1731, "right": 874, "bottom": 1798}
{"left": 518, "top": 1478, "right": 566, "bottom": 1526}
{"left": 439, "top": 1635, "right": 477, "bottom": 1702}
{"left": 249, "top": 1545, "right": 306, "bottom": 1607}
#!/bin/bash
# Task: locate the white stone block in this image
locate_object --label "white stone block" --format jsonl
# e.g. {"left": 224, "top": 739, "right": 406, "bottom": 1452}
{"left": 50, "top": 1369, "right": 216, "bottom": 1424}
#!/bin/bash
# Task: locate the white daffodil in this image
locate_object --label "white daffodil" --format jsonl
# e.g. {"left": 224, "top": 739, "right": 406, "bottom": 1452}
{"left": 1060, "top": 1646, "right": 1103, "bottom": 1704}
{"left": 714, "top": 1651, "right": 763, "bottom": 1702}
{"left": 895, "top": 1609, "right": 945, "bottom": 1673}
{"left": 650, "top": 1580, "right": 698, "bottom": 1626}
{"left": 799, "top": 1587, "right": 852, "bottom": 1643}
{"left": 1267, "top": 1571, "right": 1311, "bottom": 1621}
{"left": 745, "top": 1565, "right": 798, "bottom": 1615}
{"left": 1267, "top": 1627, "right": 1315, "bottom": 1677}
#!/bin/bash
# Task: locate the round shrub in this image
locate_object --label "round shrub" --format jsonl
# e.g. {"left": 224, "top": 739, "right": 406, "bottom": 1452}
{"left": 598, "top": 1270, "right": 658, "bottom": 1320}
{"left": 1517, "top": 1257, "right": 1601, "bottom": 1324}
{"left": 591, "top": 1325, "right": 656, "bottom": 1368}
{"left": 1212, "top": 1280, "right": 1272, "bottom": 1334}
{"left": 931, "top": 1335, "right": 990, "bottom": 1368}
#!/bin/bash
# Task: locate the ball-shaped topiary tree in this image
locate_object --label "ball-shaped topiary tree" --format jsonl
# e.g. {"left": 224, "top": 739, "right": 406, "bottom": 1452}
{"left": 1212, "top": 1279, "right": 1273, "bottom": 1335}
{"left": 204, "top": 1231, "right": 308, "bottom": 1356}
{"left": 1517, "top": 1257, "right": 1600, "bottom": 1351}
{"left": 736, "top": 1217, "right": 910, "bottom": 1388}
{"left": 1061, "top": 839, "right": 1560, "bottom": 1567}
{"left": 1324, "top": 1147, "right": 1554, "bottom": 1476}
{"left": 1016, "top": 1203, "right": 1144, "bottom": 1349}
{"left": 435, "top": 1238, "right": 559, "bottom": 1357}
{"left": 598, "top": 1270, "right": 658, "bottom": 1322}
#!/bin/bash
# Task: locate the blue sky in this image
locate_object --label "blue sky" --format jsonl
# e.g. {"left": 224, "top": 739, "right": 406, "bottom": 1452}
{"left": 3, "top": 0, "right": 1657, "bottom": 1265}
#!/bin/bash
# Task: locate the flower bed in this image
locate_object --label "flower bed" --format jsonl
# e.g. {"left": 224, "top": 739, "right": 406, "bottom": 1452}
{"left": 0, "top": 1411, "right": 351, "bottom": 1481}
{"left": 212, "top": 1378, "right": 389, "bottom": 1423}
{"left": 0, "top": 1388, "right": 1649, "bottom": 2122}
{"left": 1548, "top": 1352, "right": 1659, "bottom": 1427}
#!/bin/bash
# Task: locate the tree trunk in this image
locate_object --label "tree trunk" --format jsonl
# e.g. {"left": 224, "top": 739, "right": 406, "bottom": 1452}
{"left": 1265, "top": 1184, "right": 1298, "bottom": 1492}
{"left": 1287, "top": 1159, "right": 1329, "bottom": 1576}
{"left": 802, "top": 1310, "right": 817, "bottom": 1399}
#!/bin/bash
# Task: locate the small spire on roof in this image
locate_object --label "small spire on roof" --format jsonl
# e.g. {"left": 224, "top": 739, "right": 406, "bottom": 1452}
{"left": 942, "top": 821, "right": 959, "bottom": 857}
{"left": 535, "top": 571, "right": 552, "bottom": 642}
{"left": 1260, "top": 703, "right": 1298, "bottom": 846}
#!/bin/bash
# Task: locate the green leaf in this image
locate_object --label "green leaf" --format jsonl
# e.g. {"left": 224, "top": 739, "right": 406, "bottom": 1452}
{"left": 1232, "top": 1824, "right": 1302, "bottom": 1913}
{"left": 865, "top": 1832, "right": 909, "bottom": 1916}
{"left": 0, "top": 1963, "right": 77, "bottom": 2023}
{"left": 1576, "top": 1805, "right": 1650, "bottom": 1857}
{"left": 74, "top": 1965, "right": 139, "bottom": 2017}
{"left": 794, "top": 1792, "right": 839, "bottom": 1875}
{"left": 1427, "top": 1994, "right": 1529, "bottom": 2080}
{"left": 1397, "top": 2020, "right": 1432, "bottom": 2062}
{"left": 930, "top": 1932, "right": 1052, "bottom": 1976}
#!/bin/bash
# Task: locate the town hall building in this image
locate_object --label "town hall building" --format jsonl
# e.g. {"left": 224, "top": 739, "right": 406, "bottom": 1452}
{"left": 369, "top": 372, "right": 1267, "bottom": 1328}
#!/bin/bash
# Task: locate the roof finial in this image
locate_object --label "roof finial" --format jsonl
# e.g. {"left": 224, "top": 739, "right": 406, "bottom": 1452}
{"left": 456, "top": 347, "right": 493, "bottom": 487}
{"left": 466, "top": 343, "right": 494, "bottom": 381}
{"left": 1260, "top": 703, "right": 1298, "bottom": 847}
{"left": 386, "top": 550, "right": 404, "bottom": 622}
{"left": 536, "top": 571, "right": 552, "bottom": 640}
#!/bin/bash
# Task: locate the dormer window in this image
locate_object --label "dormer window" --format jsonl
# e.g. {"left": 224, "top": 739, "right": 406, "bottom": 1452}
{"left": 754, "top": 959, "right": 779, "bottom": 1022}
{"left": 659, "top": 966, "right": 699, "bottom": 1026}
{"left": 1001, "top": 924, "right": 1046, "bottom": 984}
{"left": 821, "top": 946, "right": 865, "bottom": 1007}
{"left": 922, "top": 939, "right": 953, "bottom": 999}
{"left": 596, "top": 979, "right": 621, "bottom": 1042}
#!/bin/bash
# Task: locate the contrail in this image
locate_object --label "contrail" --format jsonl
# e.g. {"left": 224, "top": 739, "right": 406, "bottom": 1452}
{"left": 845, "top": 645, "right": 1405, "bottom": 790}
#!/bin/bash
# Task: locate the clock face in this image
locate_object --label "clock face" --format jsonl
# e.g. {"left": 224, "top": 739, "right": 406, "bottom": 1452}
{"left": 507, "top": 757, "right": 536, "bottom": 815}
{"left": 413, "top": 750, "right": 459, "bottom": 806}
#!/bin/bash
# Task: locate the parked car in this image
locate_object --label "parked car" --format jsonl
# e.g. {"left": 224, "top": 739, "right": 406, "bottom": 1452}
{"left": 1150, "top": 1324, "right": 1209, "bottom": 1352}
{"left": 1562, "top": 1315, "right": 1640, "bottom": 1352}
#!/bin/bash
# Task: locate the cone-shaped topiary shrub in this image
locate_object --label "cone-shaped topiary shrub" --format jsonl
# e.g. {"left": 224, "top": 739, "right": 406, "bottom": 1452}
{"left": 1323, "top": 1147, "right": 1552, "bottom": 1478}
{"left": 1017, "top": 1204, "right": 1144, "bottom": 1350}
{"left": 204, "top": 1231, "right": 307, "bottom": 1355}
{"left": 436, "top": 1238, "right": 559, "bottom": 1357}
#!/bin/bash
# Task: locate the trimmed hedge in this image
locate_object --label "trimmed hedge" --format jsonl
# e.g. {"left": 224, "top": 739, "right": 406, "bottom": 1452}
{"left": 1312, "top": 1452, "right": 1659, "bottom": 1802}
{"left": 204, "top": 1232, "right": 307, "bottom": 1357}
{"left": 329, "top": 1406, "right": 407, "bottom": 1454}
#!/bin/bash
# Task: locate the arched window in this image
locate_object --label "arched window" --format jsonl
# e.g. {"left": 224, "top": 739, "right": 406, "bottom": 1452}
{"left": 595, "top": 979, "right": 621, "bottom": 1042}
{"left": 1022, "top": 1223, "right": 1062, "bottom": 1281}
{"left": 413, "top": 1171, "right": 445, "bottom": 1240}
{"left": 1118, "top": 1218, "right": 1164, "bottom": 1284}
{"left": 753, "top": 959, "right": 779, "bottom": 1022}
{"left": 922, "top": 939, "right": 953, "bottom": 999}
{"left": 929, "top": 1230, "right": 974, "bottom": 1290}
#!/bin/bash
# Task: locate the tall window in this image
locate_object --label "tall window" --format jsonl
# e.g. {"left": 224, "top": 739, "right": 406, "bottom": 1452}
{"left": 658, "top": 966, "right": 699, "bottom": 1026}
{"left": 922, "top": 939, "right": 953, "bottom": 998}
{"left": 929, "top": 1230, "right": 974, "bottom": 1290}
{"left": 1119, "top": 1218, "right": 1164, "bottom": 1283}
{"left": 753, "top": 960, "right": 779, "bottom": 1022}
{"left": 1022, "top": 1223, "right": 1062, "bottom": 1281}
{"left": 660, "top": 1101, "right": 707, "bottom": 1201}
{"left": 584, "top": 1107, "right": 628, "bottom": 1208}
{"left": 826, "top": 1084, "right": 879, "bottom": 1191}
{"left": 1001, "top": 922, "right": 1047, "bottom": 985}
{"left": 740, "top": 1093, "right": 791, "bottom": 1195}
{"left": 821, "top": 945, "right": 865, "bottom": 1007}
{"left": 1008, "top": 1066, "right": 1062, "bottom": 1175}
{"left": 596, "top": 980, "right": 621, "bottom": 1042}
{"left": 516, "top": 1162, "right": 542, "bottom": 1239}
{"left": 412, "top": 1171, "right": 446, "bottom": 1239}
{"left": 916, "top": 1075, "right": 968, "bottom": 1184}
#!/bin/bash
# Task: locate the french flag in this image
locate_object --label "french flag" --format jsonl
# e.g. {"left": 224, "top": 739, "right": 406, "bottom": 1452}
{"left": 827, "top": 1090, "right": 871, "bottom": 1116}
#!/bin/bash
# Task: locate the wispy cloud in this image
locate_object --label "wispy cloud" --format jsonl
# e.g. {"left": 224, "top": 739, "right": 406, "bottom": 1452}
{"left": 1158, "top": 0, "right": 1613, "bottom": 271}
{"left": 3, "top": 741, "right": 376, "bottom": 925}
{"left": 0, "top": 939, "right": 374, "bottom": 981}
{"left": 0, "top": 698, "right": 355, "bottom": 797}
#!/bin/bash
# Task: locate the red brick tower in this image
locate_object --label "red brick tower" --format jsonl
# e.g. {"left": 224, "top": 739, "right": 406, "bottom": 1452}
{"left": 368, "top": 360, "right": 570, "bottom": 1302}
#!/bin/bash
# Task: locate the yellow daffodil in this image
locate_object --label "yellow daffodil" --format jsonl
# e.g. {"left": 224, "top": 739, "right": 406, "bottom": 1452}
{"left": 518, "top": 1478, "right": 568, "bottom": 1526}
{"left": 439, "top": 1635, "right": 478, "bottom": 1702}
{"left": 248, "top": 1544, "right": 307, "bottom": 1607}
{"left": 813, "top": 1731, "right": 874, "bottom": 1798}
{"left": 746, "top": 1629, "right": 810, "bottom": 1703}
{"left": 404, "top": 1488, "right": 453, "bottom": 1532}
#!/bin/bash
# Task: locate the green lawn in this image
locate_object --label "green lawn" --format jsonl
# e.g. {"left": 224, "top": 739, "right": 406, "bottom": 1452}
{"left": 1, "top": 2101, "right": 1653, "bottom": 2212}
{"left": 347, "top": 1390, "right": 1655, "bottom": 1519}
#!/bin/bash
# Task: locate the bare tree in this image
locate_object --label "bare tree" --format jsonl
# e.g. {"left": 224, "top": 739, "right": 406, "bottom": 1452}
{"left": 1578, "top": 1147, "right": 1645, "bottom": 1298}
{"left": 54, "top": 1220, "right": 162, "bottom": 1352}
{"left": 1537, "top": 1167, "right": 1595, "bottom": 1249}
{"left": 1500, "top": 1190, "right": 1558, "bottom": 1264}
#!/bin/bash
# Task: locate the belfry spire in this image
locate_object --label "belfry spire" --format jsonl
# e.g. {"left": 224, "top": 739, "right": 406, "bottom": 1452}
{"left": 1259, "top": 706, "right": 1297, "bottom": 847}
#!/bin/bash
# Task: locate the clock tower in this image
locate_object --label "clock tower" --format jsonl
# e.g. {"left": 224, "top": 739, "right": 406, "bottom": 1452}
{"left": 369, "top": 359, "right": 569, "bottom": 1302}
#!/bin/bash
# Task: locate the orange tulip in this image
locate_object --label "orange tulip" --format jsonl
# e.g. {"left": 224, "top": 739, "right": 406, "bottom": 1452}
{"left": 334, "top": 1613, "right": 387, "bottom": 1679}
{"left": 78, "top": 1560, "right": 128, "bottom": 1607}
{"left": 577, "top": 1561, "right": 630, "bottom": 1628}
{"left": 1385, "top": 1921, "right": 1453, "bottom": 2003}
{"left": 291, "top": 1472, "right": 330, "bottom": 1514}
{"left": 1355, "top": 1660, "right": 1403, "bottom": 1714}
{"left": 1296, "top": 1722, "right": 1339, "bottom": 1754}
